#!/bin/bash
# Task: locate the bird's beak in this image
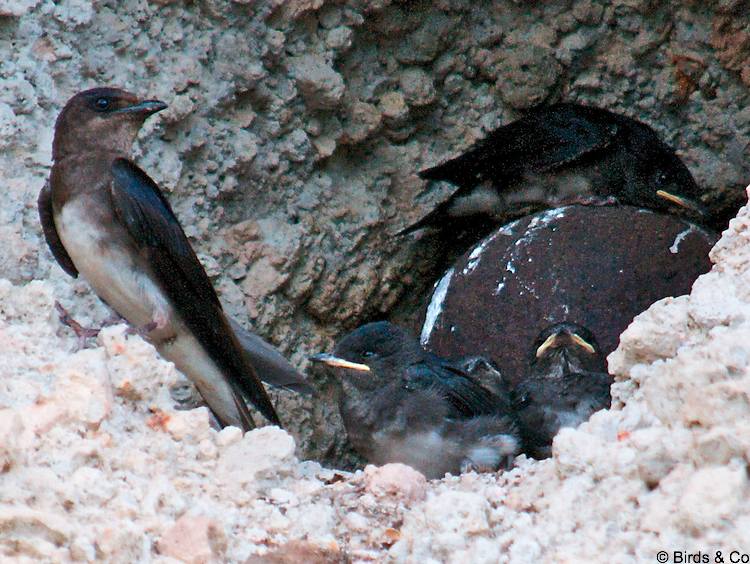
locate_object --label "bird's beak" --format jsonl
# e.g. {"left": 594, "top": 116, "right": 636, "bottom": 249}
{"left": 309, "top": 353, "right": 371, "bottom": 372}
{"left": 536, "top": 332, "right": 597, "bottom": 357}
{"left": 115, "top": 99, "right": 168, "bottom": 115}
{"left": 655, "top": 190, "right": 706, "bottom": 216}
{"left": 570, "top": 333, "right": 597, "bottom": 354}
{"left": 536, "top": 334, "right": 559, "bottom": 358}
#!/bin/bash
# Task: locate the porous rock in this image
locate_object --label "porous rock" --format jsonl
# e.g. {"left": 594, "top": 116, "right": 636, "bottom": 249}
{"left": 2, "top": 0, "right": 749, "bottom": 466}
{"left": 2, "top": 1, "right": 750, "bottom": 558}
{"left": 3, "top": 190, "right": 750, "bottom": 563}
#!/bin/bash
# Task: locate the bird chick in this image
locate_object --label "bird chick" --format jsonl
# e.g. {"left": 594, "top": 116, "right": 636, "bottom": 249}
{"left": 310, "top": 321, "right": 520, "bottom": 479}
{"left": 512, "top": 322, "right": 613, "bottom": 459}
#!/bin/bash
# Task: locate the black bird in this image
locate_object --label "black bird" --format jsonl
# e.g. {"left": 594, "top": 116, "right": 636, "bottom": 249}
{"left": 38, "top": 87, "right": 309, "bottom": 430}
{"left": 511, "top": 322, "right": 613, "bottom": 459}
{"left": 401, "top": 102, "right": 706, "bottom": 235}
{"left": 310, "top": 321, "right": 520, "bottom": 479}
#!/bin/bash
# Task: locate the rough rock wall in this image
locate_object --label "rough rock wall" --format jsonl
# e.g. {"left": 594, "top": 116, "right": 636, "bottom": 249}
{"left": 1, "top": 0, "right": 748, "bottom": 461}
{"left": 2, "top": 192, "right": 750, "bottom": 562}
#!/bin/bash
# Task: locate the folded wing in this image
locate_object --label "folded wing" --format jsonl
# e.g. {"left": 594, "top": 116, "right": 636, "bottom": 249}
{"left": 38, "top": 181, "right": 79, "bottom": 278}
{"left": 404, "top": 357, "right": 508, "bottom": 419}
{"left": 419, "top": 103, "right": 620, "bottom": 188}
{"left": 110, "top": 158, "right": 280, "bottom": 426}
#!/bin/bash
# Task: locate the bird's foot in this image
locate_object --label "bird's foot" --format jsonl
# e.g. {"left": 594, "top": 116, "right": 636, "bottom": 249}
{"left": 461, "top": 453, "right": 517, "bottom": 475}
{"left": 460, "top": 459, "right": 498, "bottom": 474}
{"left": 54, "top": 301, "right": 100, "bottom": 350}
{"left": 461, "top": 433, "right": 520, "bottom": 474}
{"left": 102, "top": 311, "right": 125, "bottom": 327}
{"left": 125, "top": 321, "right": 156, "bottom": 338}
{"left": 460, "top": 459, "right": 478, "bottom": 474}
{"left": 125, "top": 312, "right": 169, "bottom": 339}
{"left": 499, "top": 454, "right": 516, "bottom": 471}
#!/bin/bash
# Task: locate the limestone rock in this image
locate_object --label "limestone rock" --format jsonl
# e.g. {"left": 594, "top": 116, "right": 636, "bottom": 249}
{"left": 291, "top": 55, "right": 346, "bottom": 110}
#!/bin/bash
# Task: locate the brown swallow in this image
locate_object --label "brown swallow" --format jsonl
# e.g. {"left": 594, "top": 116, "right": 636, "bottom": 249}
{"left": 38, "top": 87, "right": 307, "bottom": 430}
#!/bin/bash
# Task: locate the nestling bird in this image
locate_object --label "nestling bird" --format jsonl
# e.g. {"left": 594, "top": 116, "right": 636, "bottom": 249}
{"left": 401, "top": 102, "right": 707, "bottom": 235}
{"left": 310, "top": 321, "right": 520, "bottom": 479}
{"left": 511, "top": 322, "right": 612, "bottom": 459}
{"left": 38, "top": 87, "right": 309, "bottom": 430}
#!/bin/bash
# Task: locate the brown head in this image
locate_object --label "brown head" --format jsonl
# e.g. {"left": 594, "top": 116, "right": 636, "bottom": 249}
{"left": 52, "top": 87, "right": 167, "bottom": 160}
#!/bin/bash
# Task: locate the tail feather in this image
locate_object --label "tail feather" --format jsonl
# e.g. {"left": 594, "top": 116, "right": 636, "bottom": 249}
{"left": 396, "top": 207, "right": 445, "bottom": 236}
{"left": 228, "top": 317, "right": 314, "bottom": 395}
{"left": 418, "top": 159, "right": 468, "bottom": 186}
{"left": 231, "top": 387, "right": 257, "bottom": 431}
{"left": 418, "top": 141, "right": 495, "bottom": 188}
{"left": 219, "top": 316, "right": 281, "bottom": 426}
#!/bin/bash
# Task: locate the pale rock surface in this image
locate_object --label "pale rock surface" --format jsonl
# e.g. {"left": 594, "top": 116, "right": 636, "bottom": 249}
{"left": 3, "top": 1, "right": 750, "bottom": 560}
{"left": 3, "top": 191, "right": 750, "bottom": 561}
{"left": 157, "top": 514, "right": 227, "bottom": 563}
{"left": 2, "top": 0, "right": 749, "bottom": 465}
{"left": 362, "top": 463, "right": 427, "bottom": 504}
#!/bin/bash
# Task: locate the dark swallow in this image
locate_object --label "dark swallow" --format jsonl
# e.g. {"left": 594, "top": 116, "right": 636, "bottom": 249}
{"left": 401, "top": 102, "right": 707, "bottom": 235}
{"left": 38, "top": 87, "right": 308, "bottom": 430}
{"left": 309, "top": 321, "right": 520, "bottom": 479}
{"left": 511, "top": 322, "right": 613, "bottom": 459}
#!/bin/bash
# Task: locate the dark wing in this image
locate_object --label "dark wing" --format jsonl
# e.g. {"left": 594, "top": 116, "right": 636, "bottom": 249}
{"left": 110, "top": 160, "right": 219, "bottom": 307}
{"left": 404, "top": 357, "right": 507, "bottom": 419}
{"left": 446, "top": 356, "right": 514, "bottom": 415}
{"left": 231, "top": 389, "right": 257, "bottom": 431}
{"left": 38, "top": 181, "right": 79, "bottom": 277}
{"left": 419, "top": 103, "right": 620, "bottom": 188}
{"left": 513, "top": 370, "right": 612, "bottom": 413}
{"left": 109, "top": 158, "right": 280, "bottom": 427}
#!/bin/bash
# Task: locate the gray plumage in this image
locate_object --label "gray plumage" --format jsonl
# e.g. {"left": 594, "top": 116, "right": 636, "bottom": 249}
{"left": 311, "top": 321, "right": 520, "bottom": 479}
{"left": 511, "top": 322, "right": 612, "bottom": 459}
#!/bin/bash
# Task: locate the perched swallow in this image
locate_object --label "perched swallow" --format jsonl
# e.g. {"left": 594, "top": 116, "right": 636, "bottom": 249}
{"left": 39, "top": 87, "right": 308, "bottom": 430}
{"left": 401, "top": 102, "right": 707, "bottom": 235}
{"left": 511, "top": 322, "right": 612, "bottom": 459}
{"left": 310, "top": 321, "right": 520, "bottom": 479}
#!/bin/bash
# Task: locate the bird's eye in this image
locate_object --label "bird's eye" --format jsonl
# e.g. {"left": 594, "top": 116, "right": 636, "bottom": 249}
{"left": 94, "top": 97, "right": 111, "bottom": 111}
{"left": 656, "top": 172, "right": 668, "bottom": 186}
{"left": 362, "top": 351, "right": 376, "bottom": 358}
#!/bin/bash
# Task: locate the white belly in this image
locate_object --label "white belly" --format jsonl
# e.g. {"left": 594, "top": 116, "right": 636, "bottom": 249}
{"left": 447, "top": 184, "right": 504, "bottom": 217}
{"left": 56, "top": 199, "right": 170, "bottom": 329}
{"left": 55, "top": 199, "right": 245, "bottom": 428}
{"left": 161, "top": 332, "right": 244, "bottom": 429}
{"left": 372, "top": 428, "right": 458, "bottom": 478}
